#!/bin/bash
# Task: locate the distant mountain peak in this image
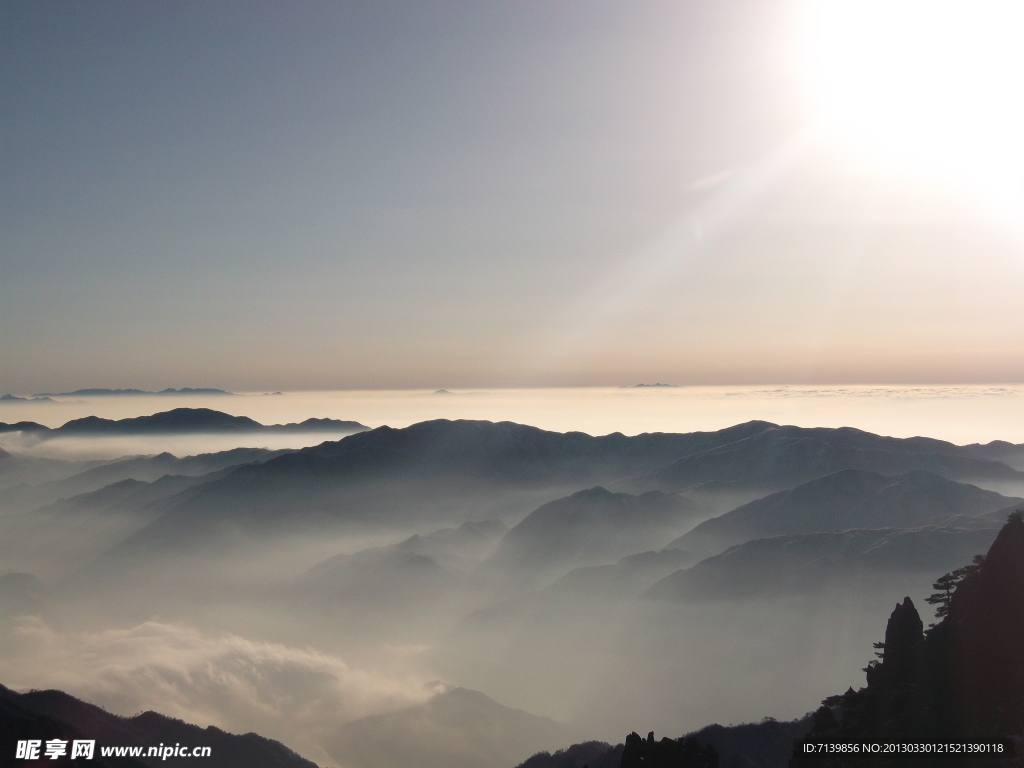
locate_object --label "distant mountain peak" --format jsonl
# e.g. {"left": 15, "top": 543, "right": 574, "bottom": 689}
{"left": 32, "top": 387, "right": 235, "bottom": 397}
{"left": 0, "top": 393, "right": 55, "bottom": 402}
{"left": 48, "top": 408, "right": 369, "bottom": 437}
{"left": 0, "top": 420, "right": 50, "bottom": 434}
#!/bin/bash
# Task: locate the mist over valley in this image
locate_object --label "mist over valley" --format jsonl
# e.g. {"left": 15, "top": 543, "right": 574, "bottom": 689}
{"left": 8, "top": 0, "right": 1024, "bottom": 762}
{"left": 2, "top": 397, "right": 1022, "bottom": 766}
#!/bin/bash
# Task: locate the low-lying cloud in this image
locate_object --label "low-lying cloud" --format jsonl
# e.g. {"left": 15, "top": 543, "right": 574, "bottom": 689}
{"left": 0, "top": 617, "right": 442, "bottom": 764}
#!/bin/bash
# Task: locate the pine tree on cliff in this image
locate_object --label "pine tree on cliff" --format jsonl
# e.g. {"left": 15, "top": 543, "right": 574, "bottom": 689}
{"left": 925, "top": 554, "right": 985, "bottom": 624}
{"left": 941, "top": 510, "right": 1024, "bottom": 740}
{"left": 793, "top": 511, "right": 1024, "bottom": 767}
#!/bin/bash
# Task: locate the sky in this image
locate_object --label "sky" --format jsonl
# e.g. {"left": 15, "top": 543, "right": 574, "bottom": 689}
{"left": 3, "top": 1, "right": 1024, "bottom": 393}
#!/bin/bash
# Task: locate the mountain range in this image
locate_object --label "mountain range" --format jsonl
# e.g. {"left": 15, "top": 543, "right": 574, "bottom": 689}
{"left": 0, "top": 683, "right": 317, "bottom": 768}
{"left": 648, "top": 525, "right": 1004, "bottom": 601}
{"left": 479, "top": 487, "right": 701, "bottom": 590}
{"left": 0, "top": 447, "right": 292, "bottom": 515}
{"left": 7, "top": 416, "right": 1024, "bottom": 767}
{"left": 295, "top": 520, "right": 508, "bottom": 614}
{"left": 0, "top": 408, "right": 368, "bottom": 438}
{"left": 668, "top": 468, "right": 1021, "bottom": 559}
{"left": 521, "top": 513, "right": 1024, "bottom": 767}
{"left": 90, "top": 418, "right": 1024, "bottom": 555}
{"left": 517, "top": 717, "right": 813, "bottom": 768}
{"left": 31, "top": 388, "right": 235, "bottom": 397}
{"left": 638, "top": 425, "right": 1024, "bottom": 495}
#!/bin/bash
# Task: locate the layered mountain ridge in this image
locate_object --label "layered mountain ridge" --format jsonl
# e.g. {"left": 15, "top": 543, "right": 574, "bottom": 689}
{"left": 0, "top": 684, "right": 318, "bottom": 768}
{"left": 0, "top": 408, "right": 368, "bottom": 437}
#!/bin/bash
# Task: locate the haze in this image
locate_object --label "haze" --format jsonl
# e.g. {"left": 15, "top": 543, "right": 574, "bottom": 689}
{"left": 4, "top": 2, "right": 1024, "bottom": 767}
{"left": 7, "top": 388, "right": 1024, "bottom": 458}
{"left": 5, "top": 406, "right": 1024, "bottom": 767}
{"left": 4, "top": 1, "right": 1024, "bottom": 392}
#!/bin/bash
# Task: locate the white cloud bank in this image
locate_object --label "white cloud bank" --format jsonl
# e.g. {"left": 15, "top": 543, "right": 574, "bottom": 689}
{"left": 0, "top": 617, "right": 442, "bottom": 765}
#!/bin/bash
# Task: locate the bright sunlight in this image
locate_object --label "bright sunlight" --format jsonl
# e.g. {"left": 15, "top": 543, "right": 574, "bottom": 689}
{"left": 802, "top": 0, "right": 1024, "bottom": 218}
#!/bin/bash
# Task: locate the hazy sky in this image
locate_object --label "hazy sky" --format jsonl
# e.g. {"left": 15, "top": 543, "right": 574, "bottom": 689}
{"left": 3, "top": 1, "right": 1023, "bottom": 392}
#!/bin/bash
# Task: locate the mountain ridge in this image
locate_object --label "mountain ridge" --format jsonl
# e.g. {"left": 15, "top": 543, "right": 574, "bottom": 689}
{"left": 642, "top": 425, "right": 1023, "bottom": 495}
{"left": 481, "top": 486, "right": 702, "bottom": 589}
{"left": 32, "top": 388, "right": 235, "bottom": 397}
{"left": 0, "top": 683, "right": 319, "bottom": 768}
{"left": 96, "top": 419, "right": 1024, "bottom": 555}
{"left": 669, "top": 468, "right": 1022, "bottom": 558}
{"left": 649, "top": 524, "right": 1006, "bottom": 601}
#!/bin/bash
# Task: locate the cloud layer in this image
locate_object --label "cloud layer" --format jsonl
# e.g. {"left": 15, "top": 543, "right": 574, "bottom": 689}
{"left": 0, "top": 617, "right": 442, "bottom": 764}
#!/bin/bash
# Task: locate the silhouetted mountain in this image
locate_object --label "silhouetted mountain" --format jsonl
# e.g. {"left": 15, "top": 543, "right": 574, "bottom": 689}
{"left": 59, "top": 410, "right": 263, "bottom": 434}
{"left": 689, "top": 718, "right": 812, "bottom": 768}
{"left": 934, "top": 513, "right": 1024, "bottom": 743}
{"left": 961, "top": 438, "right": 1024, "bottom": 471}
{"left": 0, "top": 394, "right": 55, "bottom": 403}
{"left": 100, "top": 420, "right": 1024, "bottom": 557}
{"left": 51, "top": 408, "right": 367, "bottom": 436}
{"left": 325, "top": 687, "right": 578, "bottom": 768}
{"left": 0, "top": 452, "right": 113, "bottom": 492}
{"left": 33, "top": 388, "right": 234, "bottom": 397}
{"left": 9, "top": 448, "right": 292, "bottom": 522}
{"left": 795, "top": 512, "right": 1024, "bottom": 766}
{"left": 262, "top": 417, "right": 370, "bottom": 433}
{"left": 0, "top": 421, "right": 50, "bottom": 433}
{"left": 308, "top": 520, "right": 507, "bottom": 582}
{"left": 0, "top": 689, "right": 148, "bottom": 768}
{"left": 639, "top": 425, "right": 1023, "bottom": 496}
{"left": 393, "top": 519, "right": 508, "bottom": 560}
{"left": 677, "top": 479, "right": 767, "bottom": 517}
{"left": 0, "top": 683, "right": 318, "bottom": 768}
{"left": 482, "top": 487, "right": 702, "bottom": 588}
{"left": 299, "top": 548, "right": 459, "bottom": 611}
{"left": 0, "top": 447, "right": 292, "bottom": 514}
{"left": 620, "top": 730, "right": 718, "bottom": 767}
{"left": 290, "top": 419, "right": 772, "bottom": 485}
{"left": 649, "top": 525, "right": 1003, "bottom": 601}
{"left": 284, "top": 521, "right": 508, "bottom": 632}
{"left": 547, "top": 548, "right": 696, "bottom": 599}
{"left": 0, "top": 462, "right": 267, "bottom": 578}
{"left": 0, "top": 482, "right": 195, "bottom": 578}
{"left": 521, "top": 718, "right": 810, "bottom": 768}
{"left": 515, "top": 741, "right": 621, "bottom": 768}
{"left": 456, "top": 548, "right": 695, "bottom": 642}
{"left": 669, "top": 469, "right": 1020, "bottom": 558}
{"left": 111, "top": 420, "right": 773, "bottom": 552}
{"left": 69, "top": 446, "right": 290, "bottom": 485}
{"left": 38, "top": 475, "right": 220, "bottom": 518}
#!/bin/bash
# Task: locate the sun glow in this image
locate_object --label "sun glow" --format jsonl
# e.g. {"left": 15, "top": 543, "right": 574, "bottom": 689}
{"left": 802, "top": 0, "right": 1024, "bottom": 218}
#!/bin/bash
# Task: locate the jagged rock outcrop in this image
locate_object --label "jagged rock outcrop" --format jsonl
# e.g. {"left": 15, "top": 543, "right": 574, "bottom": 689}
{"left": 943, "top": 511, "right": 1024, "bottom": 741}
{"left": 620, "top": 731, "right": 718, "bottom": 768}
{"left": 793, "top": 511, "right": 1024, "bottom": 766}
